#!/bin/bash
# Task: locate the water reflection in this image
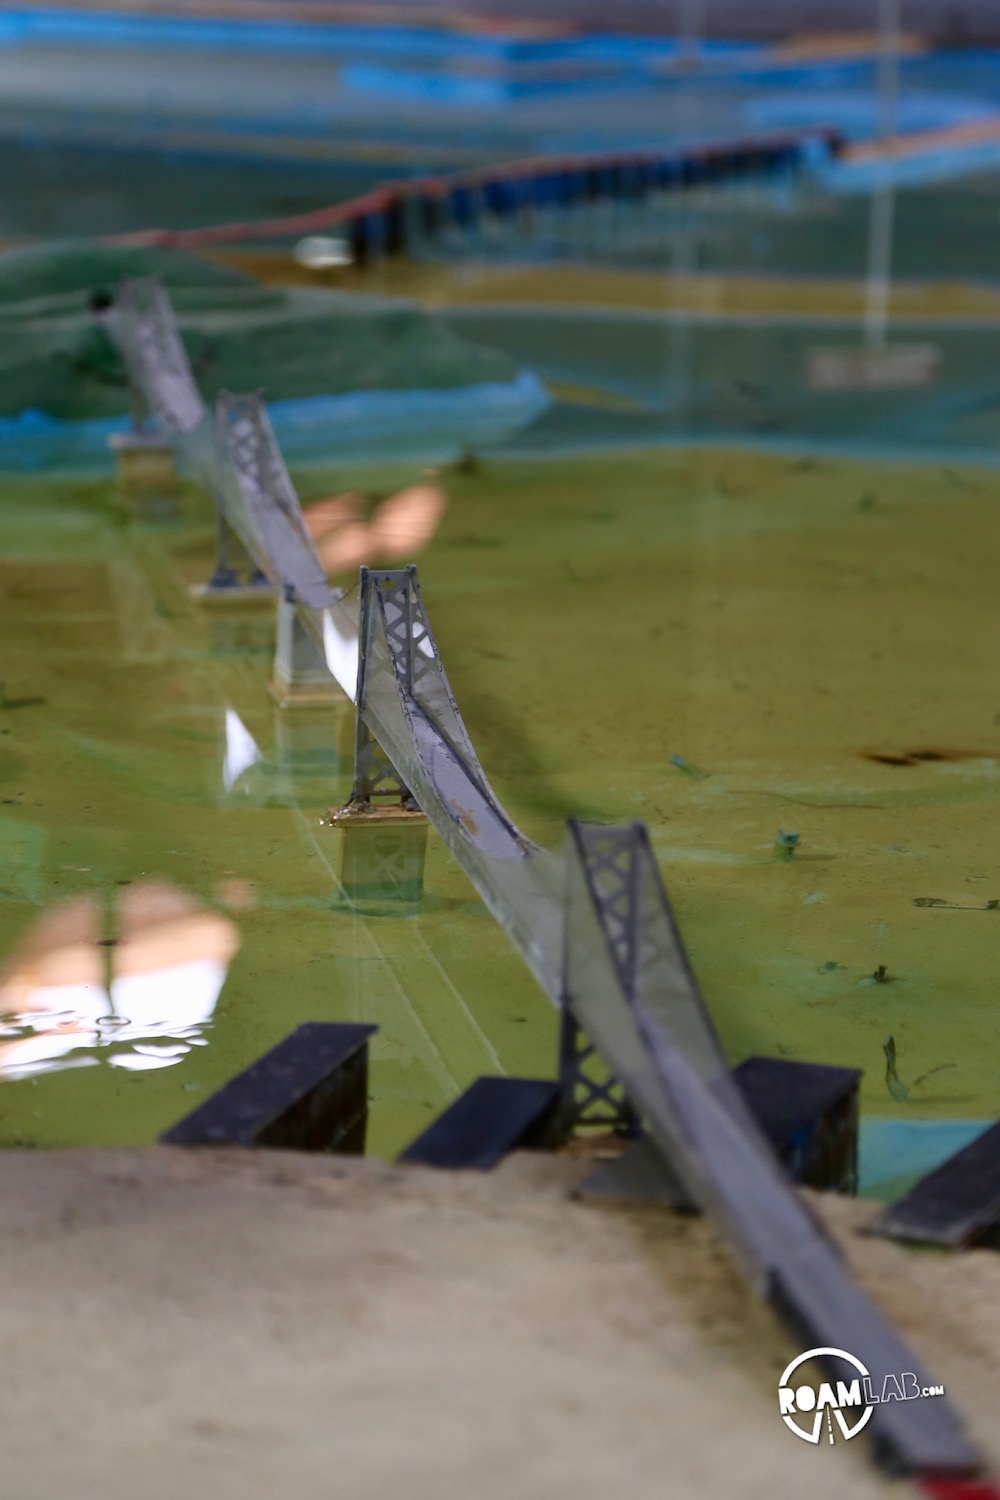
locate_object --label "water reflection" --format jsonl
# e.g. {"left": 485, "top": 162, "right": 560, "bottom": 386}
{"left": 223, "top": 706, "right": 264, "bottom": 793}
{"left": 335, "top": 816, "right": 429, "bottom": 913}
{"left": 220, "top": 704, "right": 349, "bottom": 807}
{"left": 303, "top": 483, "right": 446, "bottom": 576}
{"left": 0, "top": 881, "right": 239, "bottom": 1078}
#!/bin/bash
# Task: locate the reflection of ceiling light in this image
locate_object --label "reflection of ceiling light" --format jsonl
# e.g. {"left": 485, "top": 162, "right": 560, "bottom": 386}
{"left": 0, "top": 1026, "right": 104, "bottom": 1080}
{"left": 323, "top": 608, "right": 359, "bottom": 698}
{"left": 14, "top": 980, "right": 110, "bottom": 1029}
{"left": 0, "top": 881, "right": 240, "bottom": 1079}
{"left": 293, "top": 235, "right": 353, "bottom": 270}
{"left": 110, "top": 957, "right": 227, "bottom": 1045}
{"left": 113, "top": 1039, "right": 194, "bottom": 1070}
{"left": 223, "top": 707, "right": 263, "bottom": 792}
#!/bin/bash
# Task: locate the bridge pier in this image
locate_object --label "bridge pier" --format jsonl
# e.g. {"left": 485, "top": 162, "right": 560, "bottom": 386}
{"left": 329, "top": 804, "right": 429, "bottom": 909}
{"left": 108, "top": 429, "right": 179, "bottom": 517}
{"left": 192, "top": 514, "right": 277, "bottom": 604}
{"left": 554, "top": 1000, "right": 641, "bottom": 1143}
{"left": 269, "top": 587, "right": 345, "bottom": 708}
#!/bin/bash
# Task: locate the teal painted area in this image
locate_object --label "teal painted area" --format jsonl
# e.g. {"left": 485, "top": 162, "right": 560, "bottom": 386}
{"left": 0, "top": 246, "right": 550, "bottom": 471}
{"left": 859, "top": 1118, "right": 992, "bottom": 1199}
{"left": 442, "top": 305, "right": 1000, "bottom": 463}
{"left": 0, "top": 373, "right": 550, "bottom": 473}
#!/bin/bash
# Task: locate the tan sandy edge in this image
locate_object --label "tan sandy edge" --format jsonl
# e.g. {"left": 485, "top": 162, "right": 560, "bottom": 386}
{"left": 215, "top": 252, "right": 1000, "bottom": 323}
{"left": 0, "top": 1144, "right": 994, "bottom": 1499}
{"left": 772, "top": 31, "right": 928, "bottom": 62}
{"left": 3, "top": 0, "right": 564, "bottom": 34}
{"left": 846, "top": 113, "right": 1000, "bottom": 165}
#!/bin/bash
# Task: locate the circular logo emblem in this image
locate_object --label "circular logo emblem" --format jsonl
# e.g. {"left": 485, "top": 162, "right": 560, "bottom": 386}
{"left": 778, "top": 1347, "right": 874, "bottom": 1444}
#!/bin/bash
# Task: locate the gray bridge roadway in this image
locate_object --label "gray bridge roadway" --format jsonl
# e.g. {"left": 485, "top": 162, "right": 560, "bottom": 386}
{"left": 114, "top": 274, "right": 982, "bottom": 1480}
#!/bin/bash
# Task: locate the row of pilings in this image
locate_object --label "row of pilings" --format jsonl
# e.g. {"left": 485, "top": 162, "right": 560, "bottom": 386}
{"left": 114, "top": 128, "right": 842, "bottom": 261}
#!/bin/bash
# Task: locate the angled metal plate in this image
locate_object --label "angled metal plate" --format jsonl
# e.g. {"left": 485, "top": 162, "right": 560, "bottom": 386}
{"left": 873, "top": 1121, "right": 1000, "bottom": 1248}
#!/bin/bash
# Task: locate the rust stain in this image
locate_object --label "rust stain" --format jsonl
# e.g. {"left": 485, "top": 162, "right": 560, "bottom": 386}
{"left": 450, "top": 800, "right": 479, "bottom": 837}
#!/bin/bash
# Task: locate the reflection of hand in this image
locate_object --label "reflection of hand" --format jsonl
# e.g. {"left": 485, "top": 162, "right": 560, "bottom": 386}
{"left": 319, "top": 521, "right": 375, "bottom": 573}
{"left": 0, "top": 894, "right": 104, "bottom": 1012}
{"left": 303, "top": 484, "right": 447, "bottom": 576}
{"left": 368, "top": 484, "right": 447, "bottom": 559}
{"left": 302, "top": 493, "right": 365, "bottom": 542}
{"left": 0, "top": 882, "right": 238, "bottom": 1080}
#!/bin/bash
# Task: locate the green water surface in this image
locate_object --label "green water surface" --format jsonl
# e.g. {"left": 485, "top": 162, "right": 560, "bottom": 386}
{"left": 2, "top": 444, "right": 999, "bottom": 1155}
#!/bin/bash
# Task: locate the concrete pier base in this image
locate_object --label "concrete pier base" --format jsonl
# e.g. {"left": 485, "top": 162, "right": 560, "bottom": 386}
{"left": 269, "top": 591, "right": 345, "bottom": 708}
{"left": 328, "top": 802, "right": 429, "bottom": 906}
{"left": 109, "top": 430, "right": 179, "bottom": 501}
{"left": 191, "top": 578, "right": 278, "bottom": 606}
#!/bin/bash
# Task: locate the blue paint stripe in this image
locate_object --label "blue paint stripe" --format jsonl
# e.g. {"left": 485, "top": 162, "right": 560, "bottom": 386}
{"left": 0, "top": 8, "right": 757, "bottom": 64}
{"left": 341, "top": 61, "right": 648, "bottom": 106}
{"left": 2, "top": 11, "right": 1000, "bottom": 108}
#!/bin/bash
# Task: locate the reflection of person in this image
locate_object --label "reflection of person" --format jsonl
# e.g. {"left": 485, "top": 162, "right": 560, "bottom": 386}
{"left": 39, "top": 286, "right": 139, "bottom": 427}
{"left": 74, "top": 289, "right": 129, "bottom": 389}
{"left": 39, "top": 285, "right": 217, "bottom": 425}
